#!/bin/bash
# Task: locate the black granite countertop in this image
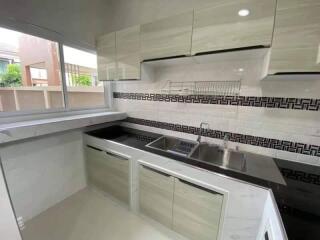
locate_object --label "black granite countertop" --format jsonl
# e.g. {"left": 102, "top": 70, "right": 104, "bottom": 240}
{"left": 86, "top": 124, "right": 320, "bottom": 240}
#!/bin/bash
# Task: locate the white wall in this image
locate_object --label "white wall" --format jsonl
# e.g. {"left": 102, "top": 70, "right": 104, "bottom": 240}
{"left": 0, "top": 167, "right": 22, "bottom": 240}
{"left": 0, "top": 0, "right": 113, "bottom": 49}
{"left": 113, "top": 54, "right": 320, "bottom": 166}
{"left": 0, "top": 130, "right": 86, "bottom": 221}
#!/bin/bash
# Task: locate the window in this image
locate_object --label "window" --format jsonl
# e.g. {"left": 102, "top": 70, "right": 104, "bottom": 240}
{"left": 0, "top": 26, "right": 107, "bottom": 114}
{"left": 63, "top": 46, "right": 105, "bottom": 109}
{"left": 0, "top": 27, "right": 64, "bottom": 112}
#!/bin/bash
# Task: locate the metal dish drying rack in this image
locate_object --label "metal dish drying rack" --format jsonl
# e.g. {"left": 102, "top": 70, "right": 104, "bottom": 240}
{"left": 161, "top": 80, "right": 241, "bottom": 96}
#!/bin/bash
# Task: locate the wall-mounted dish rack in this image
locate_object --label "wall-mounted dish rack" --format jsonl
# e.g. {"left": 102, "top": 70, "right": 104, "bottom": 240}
{"left": 161, "top": 80, "right": 241, "bottom": 96}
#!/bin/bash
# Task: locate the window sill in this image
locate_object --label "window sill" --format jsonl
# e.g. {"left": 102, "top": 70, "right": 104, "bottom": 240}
{"left": 0, "top": 111, "right": 127, "bottom": 144}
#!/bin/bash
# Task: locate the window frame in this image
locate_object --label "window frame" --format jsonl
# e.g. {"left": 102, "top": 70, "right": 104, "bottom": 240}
{"left": 0, "top": 23, "right": 112, "bottom": 119}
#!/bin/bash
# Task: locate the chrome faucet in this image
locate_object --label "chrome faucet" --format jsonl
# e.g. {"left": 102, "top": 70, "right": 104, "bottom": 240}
{"left": 197, "top": 122, "right": 210, "bottom": 143}
{"left": 223, "top": 134, "right": 229, "bottom": 149}
{"left": 222, "top": 134, "right": 230, "bottom": 168}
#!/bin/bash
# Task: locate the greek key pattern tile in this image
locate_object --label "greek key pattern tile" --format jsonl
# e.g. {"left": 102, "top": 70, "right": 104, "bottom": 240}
{"left": 125, "top": 117, "right": 320, "bottom": 157}
{"left": 280, "top": 168, "right": 320, "bottom": 185}
{"left": 113, "top": 92, "right": 320, "bottom": 111}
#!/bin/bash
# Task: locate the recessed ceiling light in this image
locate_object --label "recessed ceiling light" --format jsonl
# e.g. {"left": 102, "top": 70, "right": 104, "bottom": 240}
{"left": 238, "top": 68, "right": 244, "bottom": 72}
{"left": 238, "top": 9, "right": 250, "bottom": 17}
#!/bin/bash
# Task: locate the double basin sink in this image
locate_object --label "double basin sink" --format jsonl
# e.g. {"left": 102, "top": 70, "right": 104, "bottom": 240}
{"left": 146, "top": 136, "right": 246, "bottom": 172}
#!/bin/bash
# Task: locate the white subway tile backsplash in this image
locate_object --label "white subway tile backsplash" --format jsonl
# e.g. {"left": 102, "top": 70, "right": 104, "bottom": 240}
{"left": 113, "top": 56, "right": 320, "bottom": 165}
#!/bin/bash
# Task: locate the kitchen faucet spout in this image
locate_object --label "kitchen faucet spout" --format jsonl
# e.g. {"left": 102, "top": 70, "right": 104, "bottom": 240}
{"left": 197, "top": 122, "right": 210, "bottom": 143}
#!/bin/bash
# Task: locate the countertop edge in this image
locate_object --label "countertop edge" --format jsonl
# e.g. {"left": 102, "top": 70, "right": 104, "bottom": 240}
{"left": 0, "top": 111, "right": 127, "bottom": 144}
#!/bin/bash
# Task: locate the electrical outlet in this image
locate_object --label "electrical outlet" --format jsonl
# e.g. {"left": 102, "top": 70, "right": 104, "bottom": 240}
{"left": 16, "top": 216, "right": 25, "bottom": 231}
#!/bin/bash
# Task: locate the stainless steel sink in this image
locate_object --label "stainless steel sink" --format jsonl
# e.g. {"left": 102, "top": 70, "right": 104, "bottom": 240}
{"left": 146, "top": 136, "right": 199, "bottom": 157}
{"left": 147, "top": 135, "right": 246, "bottom": 172}
{"left": 190, "top": 143, "right": 246, "bottom": 172}
{"left": 223, "top": 150, "right": 247, "bottom": 172}
{"left": 189, "top": 143, "right": 223, "bottom": 163}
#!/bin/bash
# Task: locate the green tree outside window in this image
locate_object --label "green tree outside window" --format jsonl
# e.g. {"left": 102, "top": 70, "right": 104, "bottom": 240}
{"left": 71, "top": 74, "right": 92, "bottom": 86}
{"left": 0, "top": 64, "right": 22, "bottom": 87}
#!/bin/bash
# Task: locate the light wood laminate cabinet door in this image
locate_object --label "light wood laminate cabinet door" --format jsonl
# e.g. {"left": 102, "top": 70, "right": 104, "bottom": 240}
{"left": 140, "top": 11, "right": 193, "bottom": 61}
{"left": 192, "top": 0, "right": 276, "bottom": 55}
{"left": 269, "top": 0, "right": 320, "bottom": 73}
{"left": 97, "top": 32, "right": 117, "bottom": 81}
{"left": 173, "top": 178, "right": 224, "bottom": 240}
{"left": 116, "top": 25, "right": 141, "bottom": 80}
{"left": 86, "top": 146, "right": 129, "bottom": 204}
{"left": 139, "top": 165, "right": 174, "bottom": 228}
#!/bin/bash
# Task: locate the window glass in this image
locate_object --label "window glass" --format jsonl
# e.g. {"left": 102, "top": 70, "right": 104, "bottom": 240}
{"left": 63, "top": 46, "right": 105, "bottom": 109}
{"left": 0, "top": 27, "right": 64, "bottom": 112}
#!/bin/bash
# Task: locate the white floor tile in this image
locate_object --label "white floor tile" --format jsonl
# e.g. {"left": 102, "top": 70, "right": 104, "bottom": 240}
{"left": 22, "top": 188, "right": 176, "bottom": 240}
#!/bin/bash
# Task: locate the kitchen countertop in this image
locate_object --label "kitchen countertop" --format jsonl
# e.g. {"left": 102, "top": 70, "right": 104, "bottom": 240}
{"left": 87, "top": 124, "right": 285, "bottom": 187}
{"left": 0, "top": 111, "right": 127, "bottom": 144}
{"left": 86, "top": 124, "right": 320, "bottom": 240}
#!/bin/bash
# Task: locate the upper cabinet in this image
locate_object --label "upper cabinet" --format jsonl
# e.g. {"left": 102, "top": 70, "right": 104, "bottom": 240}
{"left": 268, "top": 0, "right": 320, "bottom": 74}
{"left": 97, "top": 32, "right": 117, "bottom": 81}
{"left": 116, "top": 25, "right": 141, "bottom": 80}
{"left": 97, "top": 26, "right": 141, "bottom": 81}
{"left": 191, "top": 0, "right": 276, "bottom": 55}
{"left": 97, "top": 0, "right": 320, "bottom": 78}
{"left": 140, "top": 11, "right": 193, "bottom": 61}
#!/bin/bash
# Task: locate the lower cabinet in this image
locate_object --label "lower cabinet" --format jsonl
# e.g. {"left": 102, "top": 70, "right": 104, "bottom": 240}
{"left": 139, "top": 165, "right": 174, "bottom": 228}
{"left": 139, "top": 164, "right": 224, "bottom": 240}
{"left": 86, "top": 145, "right": 129, "bottom": 204}
{"left": 173, "top": 178, "right": 223, "bottom": 240}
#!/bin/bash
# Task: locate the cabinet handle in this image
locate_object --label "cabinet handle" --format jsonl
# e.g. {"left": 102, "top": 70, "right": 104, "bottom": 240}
{"left": 142, "top": 55, "right": 187, "bottom": 63}
{"left": 141, "top": 165, "right": 171, "bottom": 177}
{"left": 87, "top": 145, "right": 128, "bottom": 160}
{"left": 105, "top": 151, "right": 128, "bottom": 161}
{"left": 317, "top": 44, "right": 320, "bottom": 65}
{"left": 86, "top": 145, "right": 103, "bottom": 152}
{"left": 177, "top": 178, "right": 221, "bottom": 195}
{"left": 117, "top": 78, "right": 139, "bottom": 81}
{"left": 194, "top": 45, "right": 266, "bottom": 56}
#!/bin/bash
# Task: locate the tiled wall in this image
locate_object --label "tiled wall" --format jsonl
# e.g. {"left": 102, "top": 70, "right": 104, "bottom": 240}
{"left": 112, "top": 55, "right": 320, "bottom": 166}
{"left": 0, "top": 131, "right": 87, "bottom": 221}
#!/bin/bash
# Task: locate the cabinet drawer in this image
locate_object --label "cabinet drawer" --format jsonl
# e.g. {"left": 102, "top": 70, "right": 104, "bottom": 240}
{"left": 139, "top": 165, "right": 174, "bottom": 228}
{"left": 86, "top": 146, "right": 129, "bottom": 204}
{"left": 173, "top": 178, "right": 223, "bottom": 240}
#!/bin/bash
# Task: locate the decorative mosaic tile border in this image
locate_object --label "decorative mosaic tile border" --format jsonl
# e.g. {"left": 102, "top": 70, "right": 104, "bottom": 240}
{"left": 280, "top": 168, "right": 320, "bottom": 185}
{"left": 113, "top": 92, "right": 320, "bottom": 111}
{"left": 124, "top": 117, "right": 320, "bottom": 157}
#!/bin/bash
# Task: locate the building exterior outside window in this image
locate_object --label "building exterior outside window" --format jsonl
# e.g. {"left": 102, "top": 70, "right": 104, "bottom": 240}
{"left": 63, "top": 46, "right": 105, "bottom": 109}
{"left": 0, "top": 27, "right": 106, "bottom": 113}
